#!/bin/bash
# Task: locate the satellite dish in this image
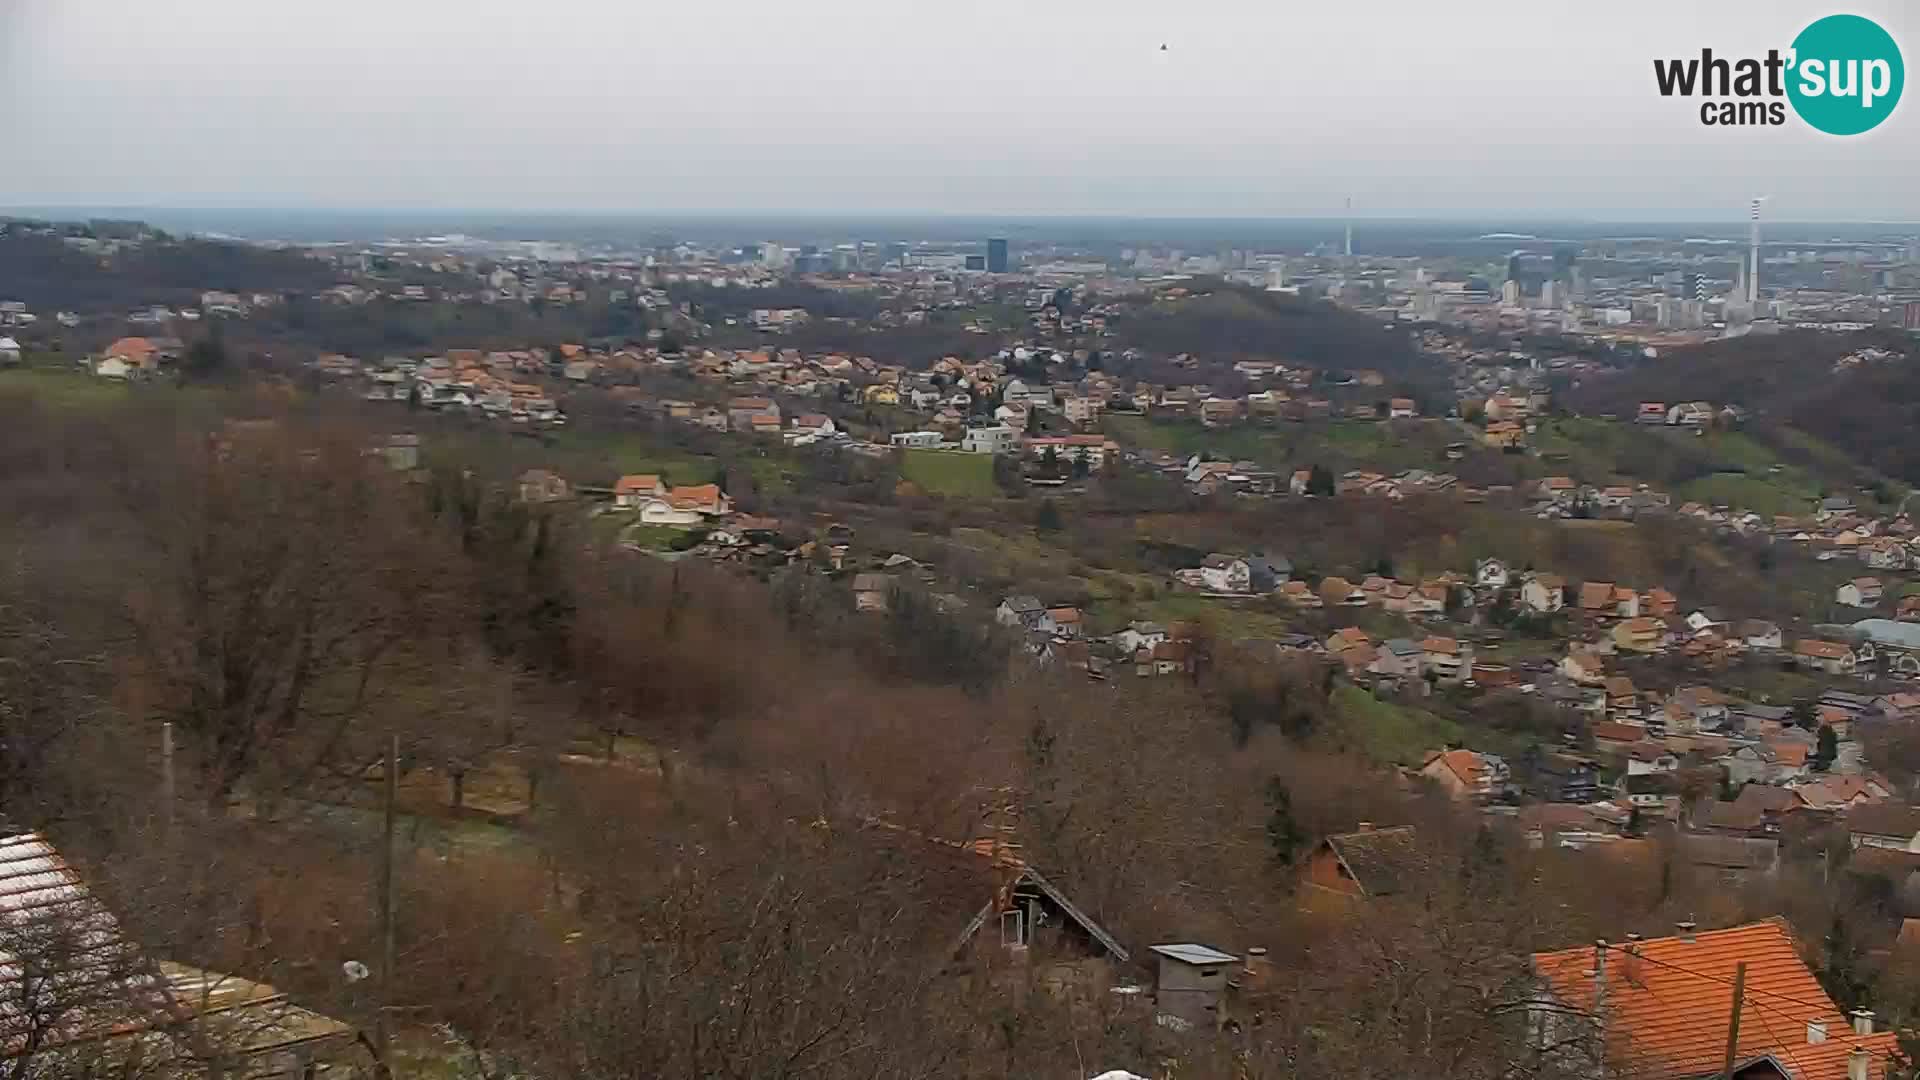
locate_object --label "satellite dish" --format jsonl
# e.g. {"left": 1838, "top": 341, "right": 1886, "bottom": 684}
{"left": 342, "top": 960, "right": 371, "bottom": 983}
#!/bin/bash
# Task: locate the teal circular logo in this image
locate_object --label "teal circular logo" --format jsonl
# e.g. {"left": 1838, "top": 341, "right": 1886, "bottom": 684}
{"left": 1787, "top": 14, "right": 1903, "bottom": 135}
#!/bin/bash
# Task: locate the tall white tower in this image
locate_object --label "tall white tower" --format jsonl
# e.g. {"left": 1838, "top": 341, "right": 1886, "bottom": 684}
{"left": 1344, "top": 196, "right": 1354, "bottom": 261}
{"left": 1747, "top": 197, "right": 1766, "bottom": 308}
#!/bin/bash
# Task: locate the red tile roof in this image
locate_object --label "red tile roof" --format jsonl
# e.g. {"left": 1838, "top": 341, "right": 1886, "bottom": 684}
{"left": 1534, "top": 919, "right": 1897, "bottom": 1080}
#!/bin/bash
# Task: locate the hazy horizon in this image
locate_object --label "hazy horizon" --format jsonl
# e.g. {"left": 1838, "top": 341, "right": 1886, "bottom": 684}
{"left": 5, "top": 0, "right": 1917, "bottom": 221}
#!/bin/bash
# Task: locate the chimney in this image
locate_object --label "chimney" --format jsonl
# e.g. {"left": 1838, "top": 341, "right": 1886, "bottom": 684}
{"left": 1677, "top": 920, "right": 1697, "bottom": 942}
{"left": 1808, "top": 1021, "right": 1828, "bottom": 1044}
{"left": 1848, "top": 1046, "right": 1871, "bottom": 1080}
{"left": 1593, "top": 940, "right": 1608, "bottom": 984}
{"left": 1243, "top": 946, "right": 1271, "bottom": 988}
{"left": 1356, "top": 821, "right": 1375, "bottom": 833}
{"left": 1852, "top": 1009, "right": 1875, "bottom": 1035}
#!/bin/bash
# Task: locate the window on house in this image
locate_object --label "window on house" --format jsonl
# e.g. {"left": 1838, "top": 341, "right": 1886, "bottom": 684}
{"left": 1000, "top": 909, "right": 1027, "bottom": 948}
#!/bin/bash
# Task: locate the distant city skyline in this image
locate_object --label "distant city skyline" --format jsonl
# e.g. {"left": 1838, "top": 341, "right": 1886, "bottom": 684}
{"left": 4, "top": 0, "right": 1917, "bottom": 220}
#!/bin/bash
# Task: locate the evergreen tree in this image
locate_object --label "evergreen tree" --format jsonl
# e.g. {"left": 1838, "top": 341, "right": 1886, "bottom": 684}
{"left": 1265, "top": 777, "right": 1304, "bottom": 866}
{"left": 1815, "top": 723, "right": 1839, "bottom": 772}
{"left": 1035, "top": 499, "right": 1063, "bottom": 533}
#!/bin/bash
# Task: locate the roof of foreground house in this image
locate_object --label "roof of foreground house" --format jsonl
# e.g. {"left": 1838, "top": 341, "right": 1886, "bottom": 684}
{"left": 1532, "top": 919, "right": 1897, "bottom": 1080}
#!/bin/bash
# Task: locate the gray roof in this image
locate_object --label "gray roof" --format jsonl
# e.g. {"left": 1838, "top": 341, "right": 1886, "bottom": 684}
{"left": 1384, "top": 638, "right": 1422, "bottom": 657}
{"left": 1323, "top": 826, "right": 1420, "bottom": 896}
{"left": 1851, "top": 619, "right": 1920, "bottom": 650}
{"left": 1001, "top": 594, "right": 1043, "bottom": 612}
{"left": 1149, "top": 943, "right": 1238, "bottom": 966}
{"left": 1680, "top": 834, "right": 1778, "bottom": 871}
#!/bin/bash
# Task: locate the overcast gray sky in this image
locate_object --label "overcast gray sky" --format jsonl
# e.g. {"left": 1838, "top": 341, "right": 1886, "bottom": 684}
{"left": 3, "top": 0, "right": 1916, "bottom": 220}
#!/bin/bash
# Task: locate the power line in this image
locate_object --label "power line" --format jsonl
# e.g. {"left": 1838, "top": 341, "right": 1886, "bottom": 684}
{"left": 1590, "top": 940, "right": 1839, "bottom": 1015}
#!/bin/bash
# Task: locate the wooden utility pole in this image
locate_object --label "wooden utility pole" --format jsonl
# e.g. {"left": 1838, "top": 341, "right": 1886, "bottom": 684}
{"left": 159, "top": 722, "right": 175, "bottom": 837}
{"left": 1719, "top": 961, "right": 1747, "bottom": 1080}
{"left": 376, "top": 734, "right": 398, "bottom": 1076}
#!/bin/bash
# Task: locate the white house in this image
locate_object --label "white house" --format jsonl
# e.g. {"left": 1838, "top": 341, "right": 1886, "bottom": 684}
{"left": 1520, "top": 574, "right": 1566, "bottom": 614}
{"left": 1197, "top": 555, "right": 1251, "bottom": 594}
{"left": 961, "top": 425, "right": 1018, "bottom": 455}
{"left": 996, "top": 595, "right": 1045, "bottom": 630}
{"left": 1838, "top": 578, "right": 1884, "bottom": 608}
{"left": 636, "top": 499, "right": 706, "bottom": 526}
{"left": 0, "top": 337, "right": 19, "bottom": 365}
{"left": 790, "top": 413, "right": 837, "bottom": 439}
{"left": 1474, "top": 558, "right": 1510, "bottom": 590}
{"left": 1113, "top": 621, "right": 1168, "bottom": 654}
{"left": 890, "top": 431, "right": 945, "bottom": 449}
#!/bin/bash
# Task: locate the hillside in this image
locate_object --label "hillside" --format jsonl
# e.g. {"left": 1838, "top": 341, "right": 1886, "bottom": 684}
{"left": 1117, "top": 283, "right": 1437, "bottom": 374}
{"left": 1568, "top": 329, "right": 1920, "bottom": 485}
{"left": 0, "top": 222, "right": 336, "bottom": 312}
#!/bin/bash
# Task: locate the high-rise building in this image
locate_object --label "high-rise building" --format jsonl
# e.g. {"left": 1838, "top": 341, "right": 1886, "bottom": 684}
{"left": 964, "top": 255, "right": 987, "bottom": 272}
{"left": 1687, "top": 273, "right": 1707, "bottom": 301}
{"left": 1540, "top": 280, "right": 1559, "bottom": 308}
{"left": 1552, "top": 248, "right": 1576, "bottom": 279}
{"left": 1501, "top": 279, "right": 1521, "bottom": 307}
{"left": 987, "top": 238, "right": 1009, "bottom": 273}
{"left": 1506, "top": 253, "right": 1524, "bottom": 283}
{"left": 1905, "top": 301, "right": 1920, "bottom": 331}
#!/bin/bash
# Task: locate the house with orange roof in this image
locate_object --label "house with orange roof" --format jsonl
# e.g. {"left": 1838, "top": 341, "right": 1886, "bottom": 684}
{"left": 1325, "top": 627, "right": 1373, "bottom": 654}
{"left": 1561, "top": 647, "right": 1607, "bottom": 686}
{"left": 1417, "top": 749, "right": 1504, "bottom": 802}
{"left": 664, "top": 484, "right": 730, "bottom": 518}
{"left": 1795, "top": 640, "right": 1858, "bottom": 676}
{"left": 612, "top": 474, "right": 666, "bottom": 508}
{"left": 1319, "top": 576, "right": 1367, "bottom": 608}
{"left": 1300, "top": 824, "right": 1420, "bottom": 901}
{"left": 1280, "top": 580, "right": 1323, "bottom": 608}
{"left": 1420, "top": 636, "right": 1469, "bottom": 682}
{"left": 1482, "top": 419, "right": 1525, "bottom": 449}
{"left": 1579, "top": 581, "right": 1617, "bottom": 616}
{"left": 1529, "top": 920, "right": 1898, "bottom": 1080}
{"left": 1612, "top": 616, "right": 1667, "bottom": 654}
{"left": 1604, "top": 675, "right": 1639, "bottom": 713}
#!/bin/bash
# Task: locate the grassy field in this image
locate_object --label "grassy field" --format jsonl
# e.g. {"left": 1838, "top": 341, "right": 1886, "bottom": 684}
{"left": 1329, "top": 684, "right": 1463, "bottom": 766}
{"left": 619, "top": 522, "right": 700, "bottom": 551}
{"left": 0, "top": 365, "right": 138, "bottom": 407}
{"left": 1136, "top": 593, "right": 1299, "bottom": 640}
{"left": 1104, "top": 414, "right": 1463, "bottom": 476}
{"left": 555, "top": 430, "right": 723, "bottom": 485}
{"left": 901, "top": 449, "right": 997, "bottom": 497}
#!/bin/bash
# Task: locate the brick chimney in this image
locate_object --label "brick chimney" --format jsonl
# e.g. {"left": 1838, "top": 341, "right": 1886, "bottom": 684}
{"left": 1852, "top": 1009, "right": 1875, "bottom": 1035}
{"left": 1848, "top": 1046, "right": 1871, "bottom": 1080}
